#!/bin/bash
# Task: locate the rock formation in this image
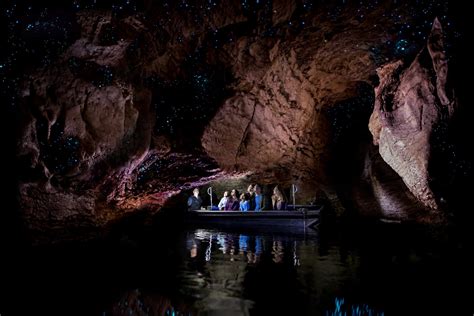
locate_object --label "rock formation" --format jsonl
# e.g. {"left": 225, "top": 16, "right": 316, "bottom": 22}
{"left": 8, "top": 1, "right": 464, "bottom": 238}
{"left": 369, "top": 18, "right": 455, "bottom": 212}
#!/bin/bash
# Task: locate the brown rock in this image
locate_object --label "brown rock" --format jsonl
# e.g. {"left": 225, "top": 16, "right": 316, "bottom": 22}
{"left": 352, "top": 145, "right": 443, "bottom": 222}
{"left": 369, "top": 19, "right": 456, "bottom": 211}
{"left": 202, "top": 5, "right": 396, "bottom": 198}
{"left": 13, "top": 2, "right": 459, "bottom": 238}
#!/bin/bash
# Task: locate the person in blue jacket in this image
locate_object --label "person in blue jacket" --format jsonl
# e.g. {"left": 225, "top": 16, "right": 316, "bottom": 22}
{"left": 239, "top": 193, "right": 250, "bottom": 211}
{"left": 254, "top": 184, "right": 264, "bottom": 211}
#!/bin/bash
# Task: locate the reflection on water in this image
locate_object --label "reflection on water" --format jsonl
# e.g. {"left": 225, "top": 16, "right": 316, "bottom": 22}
{"left": 177, "top": 229, "right": 378, "bottom": 315}
{"left": 182, "top": 230, "right": 256, "bottom": 314}
{"left": 4, "top": 223, "right": 473, "bottom": 316}
{"left": 326, "top": 297, "right": 384, "bottom": 316}
{"left": 190, "top": 230, "right": 266, "bottom": 265}
{"left": 95, "top": 225, "right": 474, "bottom": 315}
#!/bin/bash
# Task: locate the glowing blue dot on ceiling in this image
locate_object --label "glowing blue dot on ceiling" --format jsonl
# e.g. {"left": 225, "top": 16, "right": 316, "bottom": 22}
{"left": 395, "top": 39, "right": 409, "bottom": 54}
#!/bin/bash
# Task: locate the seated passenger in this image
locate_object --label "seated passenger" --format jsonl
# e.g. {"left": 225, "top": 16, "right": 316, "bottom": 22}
{"left": 246, "top": 184, "right": 255, "bottom": 210}
{"left": 218, "top": 191, "right": 229, "bottom": 210}
{"left": 224, "top": 189, "right": 240, "bottom": 210}
{"left": 254, "top": 184, "right": 264, "bottom": 211}
{"left": 271, "top": 185, "right": 287, "bottom": 210}
{"left": 187, "top": 188, "right": 202, "bottom": 211}
{"left": 240, "top": 193, "right": 250, "bottom": 211}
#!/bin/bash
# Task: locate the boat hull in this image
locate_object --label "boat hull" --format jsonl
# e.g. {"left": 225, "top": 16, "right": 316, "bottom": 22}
{"left": 186, "top": 208, "right": 321, "bottom": 231}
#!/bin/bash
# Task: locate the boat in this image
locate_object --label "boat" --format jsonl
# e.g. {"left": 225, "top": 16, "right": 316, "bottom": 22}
{"left": 186, "top": 205, "right": 323, "bottom": 231}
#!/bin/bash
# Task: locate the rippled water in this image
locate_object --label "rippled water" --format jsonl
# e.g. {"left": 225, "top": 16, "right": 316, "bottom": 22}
{"left": 2, "top": 221, "right": 473, "bottom": 315}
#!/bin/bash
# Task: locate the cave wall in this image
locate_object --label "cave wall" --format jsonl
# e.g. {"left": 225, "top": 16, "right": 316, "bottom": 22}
{"left": 7, "top": 0, "right": 467, "bottom": 236}
{"left": 369, "top": 18, "right": 455, "bottom": 217}
{"left": 16, "top": 12, "right": 156, "bottom": 232}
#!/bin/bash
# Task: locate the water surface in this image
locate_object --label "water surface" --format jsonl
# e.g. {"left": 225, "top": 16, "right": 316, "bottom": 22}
{"left": 2, "top": 221, "right": 473, "bottom": 315}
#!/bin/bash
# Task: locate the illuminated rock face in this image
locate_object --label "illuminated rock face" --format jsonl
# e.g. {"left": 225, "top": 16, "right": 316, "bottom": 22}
{"left": 13, "top": 1, "right": 460, "bottom": 235}
{"left": 369, "top": 19, "right": 455, "bottom": 213}
{"left": 17, "top": 14, "right": 155, "bottom": 233}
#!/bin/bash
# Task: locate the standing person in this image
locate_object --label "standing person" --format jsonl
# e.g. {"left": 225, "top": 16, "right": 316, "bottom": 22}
{"left": 254, "top": 184, "right": 264, "bottom": 211}
{"left": 188, "top": 188, "right": 202, "bottom": 211}
{"left": 246, "top": 184, "right": 255, "bottom": 210}
{"left": 225, "top": 189, "right": 240, "bottom": 210}
{"left": 218, "top": 191, "right": 230, "bottom": 210}
{"left": 271, "top": 185, "right": 287, "bottom": 210}
{"left": 239, "top": 193, "right": 250, "bottom": 211}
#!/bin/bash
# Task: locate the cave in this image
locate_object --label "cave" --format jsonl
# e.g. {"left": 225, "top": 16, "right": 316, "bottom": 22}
{"left": 1, "top": 0, "right": 473, "bottom": 315}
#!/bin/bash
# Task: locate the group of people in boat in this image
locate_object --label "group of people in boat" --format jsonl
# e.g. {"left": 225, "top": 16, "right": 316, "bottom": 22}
{"left": 187, "top": 184, "right": 288, "bottom": 211}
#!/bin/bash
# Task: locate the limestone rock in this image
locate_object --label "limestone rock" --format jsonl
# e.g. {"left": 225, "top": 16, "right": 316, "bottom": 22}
{"left": 369, "top": 19, "right": 455, "bottom": 211}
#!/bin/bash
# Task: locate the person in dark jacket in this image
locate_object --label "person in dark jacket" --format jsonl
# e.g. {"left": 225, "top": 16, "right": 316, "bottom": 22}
{"left": 187, "top": 188, "right": 202, "bottom": 211}
{"left": 225, "top": 189, "right": 240, "bottom": 210}
{"left": 246, "top": 184, "right": 255, "bottom": 210}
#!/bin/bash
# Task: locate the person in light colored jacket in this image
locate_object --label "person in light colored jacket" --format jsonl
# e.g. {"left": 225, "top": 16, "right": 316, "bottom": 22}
{"left": 271, "top": 185, "right": 287, "bottom": 210}
{"left": 218, "top": 191, "right": 229, "bottom": 210}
